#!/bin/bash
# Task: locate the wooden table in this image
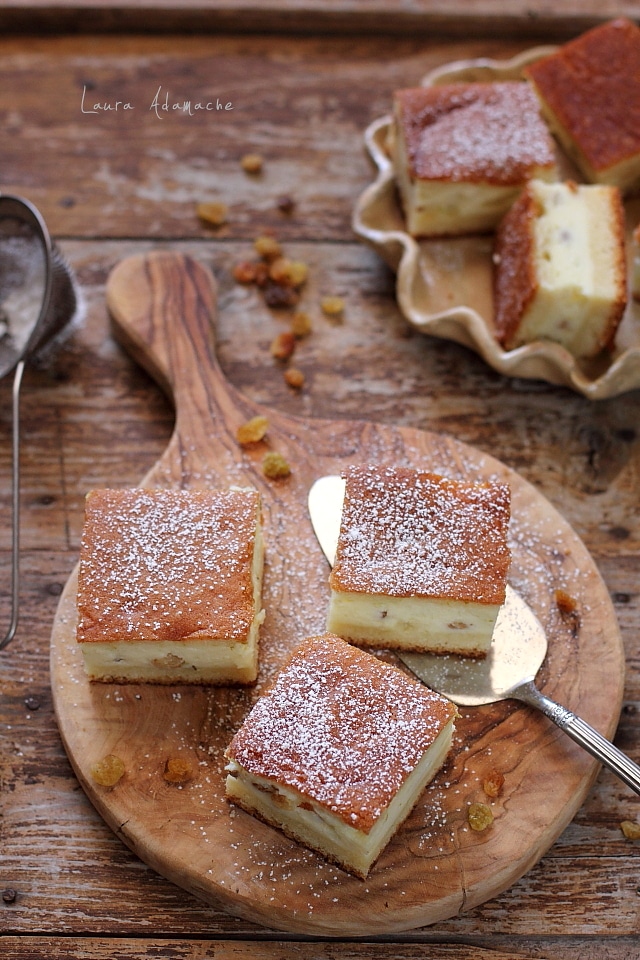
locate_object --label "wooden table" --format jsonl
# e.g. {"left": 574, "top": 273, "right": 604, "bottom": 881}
{"left": 1, "top": 4, "right": 639, "bottom": 958}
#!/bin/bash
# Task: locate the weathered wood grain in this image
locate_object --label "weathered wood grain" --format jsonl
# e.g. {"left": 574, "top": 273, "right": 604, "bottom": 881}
{"left": 0, "top": 0, "right": 638, "bottom": 41}
{"left": 0, "top": 33, "right": 557, "bottom": 240}
{"left": 0, "top": 22, "right": 639, "bottom": 959}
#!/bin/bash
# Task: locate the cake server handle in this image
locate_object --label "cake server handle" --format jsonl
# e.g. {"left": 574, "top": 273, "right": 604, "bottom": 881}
{"left": 514, "top": 679, "right": 640, "bottom": 795}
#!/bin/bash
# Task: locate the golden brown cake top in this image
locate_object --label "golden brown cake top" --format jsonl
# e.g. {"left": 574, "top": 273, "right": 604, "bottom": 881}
{"left": 394, "top": 82, "right": 556, "bottom": 185}
{"left": 225, "top": 633, "right": 457, "bottom": 832}
{"left": 329, "top": 465, "right": 510, "bottom": 603}
{"left": 524, "top": 18, "right": 640, "bottom": 174}
{"left": 76, "top": 487, "right": 261, "bottom": 644}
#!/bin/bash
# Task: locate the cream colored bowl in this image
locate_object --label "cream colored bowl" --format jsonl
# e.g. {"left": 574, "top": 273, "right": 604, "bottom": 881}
{"left": 352, "top": 47, "right": 640, "bottom": 400}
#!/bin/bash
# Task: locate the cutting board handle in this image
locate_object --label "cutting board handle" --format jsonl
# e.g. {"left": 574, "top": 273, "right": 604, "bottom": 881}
{"left": 106, "top": 251, "right": 257, "bottom": 487}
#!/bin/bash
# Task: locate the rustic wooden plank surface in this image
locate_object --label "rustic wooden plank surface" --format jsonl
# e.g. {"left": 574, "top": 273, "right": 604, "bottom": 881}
{"left": 0, "top": 0, "right": 638, "bottom": 40}
{"left": 1, "top": 23, "right": 639, "bottom": 960}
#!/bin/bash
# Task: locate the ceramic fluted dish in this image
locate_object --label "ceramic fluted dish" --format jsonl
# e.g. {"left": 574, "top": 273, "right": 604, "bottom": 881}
{"left": 353, "top": 47, "right": 640, "bottom": 399}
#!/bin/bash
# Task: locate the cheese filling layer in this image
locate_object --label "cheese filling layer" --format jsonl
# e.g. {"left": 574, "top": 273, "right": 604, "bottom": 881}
{"left": 513, "top": 181, "right": 626, "bottom": 357}
{"left": 326, "top": 591, "right": 500, "bottom": 656}
{"left": 226, "top": 719, "right": 454, "bottom": 878}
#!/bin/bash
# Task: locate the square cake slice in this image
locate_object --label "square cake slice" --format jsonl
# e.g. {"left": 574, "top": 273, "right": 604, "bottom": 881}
{"left": 524, "top": 18, "right": 640, "bottom": 193}
{"left": 76, "top": 487, "right": 265, "bottom": 684}
{"left": 326, "top": 465, "right": 510, "bottom": 658}
{"left": 391, "top": 81, "right": 558, "bottom": 237}
{"left": 493, "top": 179, "right": 627, "bottom": 358}
{"left": 225, "top": 633, "right": 457, "bottom": 879}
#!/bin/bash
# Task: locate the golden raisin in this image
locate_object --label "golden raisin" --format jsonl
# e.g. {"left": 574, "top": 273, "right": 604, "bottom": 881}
{"left": 483, "top": 770, "right": 505, "bottom": 798}
{"left": 90, "top": 754, "right": 125, "bottom": 787}
{"left": 320, "top": 295, "right": 345, "bottom": 318}
{"left": 232, "top": 260, "right": 258, "bottom": 284}
{"left": 554, "top": 588, "right": 580, "bottom": 637}
{"left": 468, "top": 802, "right": 494, "bottom": 832}
{"left": 287, "top": 261, "right": 309, "bottom": 288}
{"left": 163, "top": 757, "right": 193, "bottom": 784}
{"left": 241, "top": 153, "right": 263, "bottom": 174}
{"left": 270, "top": 331, "right": 296, "bottom": 361}
{"left": 254, "top": 235, "right": 282, "bottom": 260}
{"left": 237, "top": 415, "right": 269, "bottom": 446}
{"left": 284, "top": 367, "right": 305, "bottom": 389}
{"left": 196, "top": 201, "right": 228, "bottom": 227}
{"left": 269, "top": 257, "right": 308, "bottom": 290}
{"left": 262, "top": 451, "right": 291, "bottom": 479}
{"left": 291, "top": 310, "right": 312, "bottom": 338}
{"left": 620, "top": 820, "right": 640, "bottom": 840}
{"left": 268, "top": 257, "right": 295, "bottom": 286}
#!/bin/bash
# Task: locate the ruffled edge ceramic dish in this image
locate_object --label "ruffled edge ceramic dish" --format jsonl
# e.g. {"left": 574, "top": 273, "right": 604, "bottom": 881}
{"left": 353, "top": 47, "right": 640, "bottom": 400}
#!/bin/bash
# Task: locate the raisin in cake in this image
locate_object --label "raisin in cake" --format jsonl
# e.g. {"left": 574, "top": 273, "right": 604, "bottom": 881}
{"left": 76, "top": 487, "right": 265, "bottom": 683}
{"left": 493, "top": 179, "right": 627, "bottom": 357}
{"left": 524, "top": 18, "right": 640, "bottom": 193}
{"left": 326, "top": 465, "right": 510, "bottom": 658}
{"left": 391, "top": 81, "right": 558, "bottom": 237}
{"left": 225, "top": 633, "right": 457, "bottom": 879}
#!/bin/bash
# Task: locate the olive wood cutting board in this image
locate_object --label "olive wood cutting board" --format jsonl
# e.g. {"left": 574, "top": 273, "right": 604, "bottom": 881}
{"left": 50, "top": 251, "right": 625, "bottom": 936}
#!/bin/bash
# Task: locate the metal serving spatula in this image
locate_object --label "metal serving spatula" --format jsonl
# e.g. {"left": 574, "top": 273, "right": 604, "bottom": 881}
{"left": 308, "top": 474, "right": 640, "bottom": 795}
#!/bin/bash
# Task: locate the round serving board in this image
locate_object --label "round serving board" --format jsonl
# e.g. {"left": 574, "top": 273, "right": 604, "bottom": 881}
{"left": 50, "top": 252, "right": 625, "bottom": 936}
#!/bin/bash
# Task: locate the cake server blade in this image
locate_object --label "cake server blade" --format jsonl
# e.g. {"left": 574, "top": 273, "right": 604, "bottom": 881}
{"left": 308, "top": 474, "right": 640, "bottom": 794}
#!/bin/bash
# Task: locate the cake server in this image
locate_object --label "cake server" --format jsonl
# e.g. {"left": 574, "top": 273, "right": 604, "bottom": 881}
{"left": 308, "top": 474, "right": 640, "bottom": 795}
{"left": 0, "top": 194, "right": 78, "bottom": 649}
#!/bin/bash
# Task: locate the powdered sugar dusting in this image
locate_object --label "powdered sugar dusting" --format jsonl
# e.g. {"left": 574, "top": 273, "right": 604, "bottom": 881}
{"left": 226, "top": 633, "right": 457, "bottom": 832}
{"left": 397, "top": 82, "right": 556, "bottom": 184}
{"left": 330, "top": 465, "right": 510, "bottom": 602}
{"left": 76, "top": 487, "right": 260, "bottom": 643}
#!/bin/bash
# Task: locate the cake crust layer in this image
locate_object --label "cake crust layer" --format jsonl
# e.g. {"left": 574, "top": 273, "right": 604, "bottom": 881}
{"left": 524, "top": 18, "right": 640, "bottom": 191}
